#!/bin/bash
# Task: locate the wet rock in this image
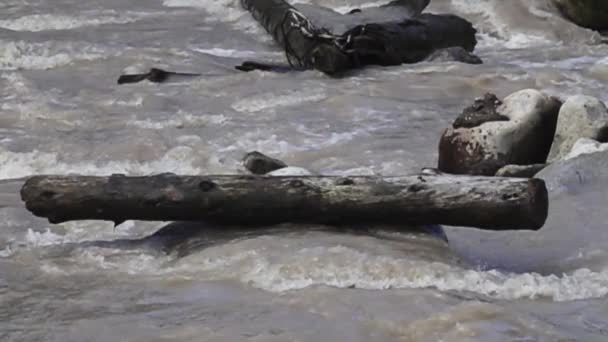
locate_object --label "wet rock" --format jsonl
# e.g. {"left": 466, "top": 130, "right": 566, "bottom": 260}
{"left": 438, "top": 89, "right": 562, "bottom": 175}
{"left": 548, "top": 95, "right": 608, "bottom": 161}
{"left": 553, "top": 0, "right": 608, "bottom": 31}
{"left": 425, "top": 47, "right": 483, "bottom": 65}
{"left": 243, "top": 151, "right": 287, "bottom": 175}
{"left": 495, "top": 164, "right": 548, "bottom": 178}
{"left": 565, "top": 138, "right": 608, "bottom": 160}
{"left": 452, "top": 93, "right": 508, "bottom": 129}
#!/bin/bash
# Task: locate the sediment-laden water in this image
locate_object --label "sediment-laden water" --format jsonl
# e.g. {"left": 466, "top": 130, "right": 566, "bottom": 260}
{"left": 1, "top": 0, "right": 608, "bottom": 341}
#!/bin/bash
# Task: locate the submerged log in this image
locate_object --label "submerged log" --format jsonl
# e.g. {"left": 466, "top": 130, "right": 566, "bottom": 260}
{"left": 21, "top": 174, "right": 548, "bottom": 230}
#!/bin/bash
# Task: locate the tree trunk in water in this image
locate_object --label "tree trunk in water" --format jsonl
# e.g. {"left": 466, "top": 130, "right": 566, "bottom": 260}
{"left": 21, "top": 174, "right": 548, "bottom": 230}
{"left": 239, "top": 0, "right": 478, "bottom": 74}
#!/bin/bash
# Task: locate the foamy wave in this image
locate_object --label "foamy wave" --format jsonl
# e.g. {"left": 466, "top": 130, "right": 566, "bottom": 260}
{"left": 40, "top": 248, "right": 169, "bottom": 275}
{"left": 29, "top": 234, "right": 608, "bottom": 301}
{"left": 0, "top": 40, "right": 109, "bottom": 70}
{"left": 162, "top": 0, "right": 266, "bottom": 36}
{"left": 231, "top": 245, "right": 608, "bottom": 302}
{"left": 0, "top": 146, "right": 203, "bottom": 179}
{"left": 127, "top": 111, "right": 228, "bottom": 129}
{"left": 0, "top": 221, "right": 140, "bottom": 258}
{"left": 192, "top": 47, "right": 260, "bottom": 58}
{"left": 450, "top": 0, "right": 600, "bottom": 48}
{"left": 232, "top": 88, "right": 327, "bottom": 112}
{"left": 0, "top": 12, "right": 144, "bottom": 32}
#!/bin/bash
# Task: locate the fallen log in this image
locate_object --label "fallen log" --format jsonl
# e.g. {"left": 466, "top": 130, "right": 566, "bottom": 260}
{"left": 239, "top": 0, "right": 479, "bottom": 74}
{"left": 20, "top": 174, "right": 548, "bottom": 230}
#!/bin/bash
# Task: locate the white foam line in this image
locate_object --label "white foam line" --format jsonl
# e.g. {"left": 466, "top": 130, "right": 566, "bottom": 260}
{"left": 0, "top": 11, "right": 147, "bottom": 32}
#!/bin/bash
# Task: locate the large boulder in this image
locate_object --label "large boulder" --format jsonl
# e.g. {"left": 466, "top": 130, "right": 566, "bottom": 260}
{"left": 438, "top": 90, "right": 562, "bottom": 175}
{"left": 547, "top": 95, "right": 608, "bottom": 161}
{"left": 552, "top": 0, "right": 608, "bottom": 31}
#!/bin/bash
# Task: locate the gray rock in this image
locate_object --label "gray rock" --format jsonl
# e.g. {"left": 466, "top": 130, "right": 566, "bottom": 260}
{"left": 548, "top": 95, "right": 608, "bottom": 162}
{"left": 565, "top": 138, "right": 608, "bottom": 160}
{"left": 243, "top": 151, "right": 288, "bottom": 175}
{"left": 552, "top": 0, "right": 608, "bottom": 31}
{"left": 537, "top": 149, "right": 608, "bottom": 194}
{"left": 495, "top": 164, "right": 548, "bottom": 178}
{"left": 438, "top": 89, "right": 562, "bottom": 175}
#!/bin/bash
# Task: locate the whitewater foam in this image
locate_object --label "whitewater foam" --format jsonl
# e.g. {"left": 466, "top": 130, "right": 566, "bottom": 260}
{"left": 127, "top": 111, "right": 228, "bottom": 129}
{"left": 192, "top": 47, "right": 260, "bottom": 59}
{"left": 0, "top": 146, "right": 204, "bottom": 179}
{"left": 234, "top": 245, "right": 608, "bottom": 302}
{"left": 232, "top": 88, "right": 327, "bottom": 112}
{"left": 0, "top": 11, "right": 146, "bottom": 32}
{"left": 0, "top": 40, "right": 109, "bottom": 70}
{"left": 162, "top": 0, "right": 267, "bottom": 37}
{"left": 58, "top": 239, "right": 608, "bottom": 302}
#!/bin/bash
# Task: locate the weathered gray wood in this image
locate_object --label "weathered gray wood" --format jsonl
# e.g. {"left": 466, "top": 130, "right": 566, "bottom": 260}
{"left": 20, "top": 174, "right": 548, "bottom": 230}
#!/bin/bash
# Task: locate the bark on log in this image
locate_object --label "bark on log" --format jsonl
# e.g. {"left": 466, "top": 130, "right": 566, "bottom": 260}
{"left": 20, "top": 174, "right": 548, "bottom": 230}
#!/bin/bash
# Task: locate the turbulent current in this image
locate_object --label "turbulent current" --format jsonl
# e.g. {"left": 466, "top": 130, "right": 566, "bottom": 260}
{"left": 1, "top": 0, "right": 608, "bottom": 341}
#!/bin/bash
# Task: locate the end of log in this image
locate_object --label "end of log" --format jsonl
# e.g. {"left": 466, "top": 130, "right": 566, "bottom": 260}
{"left": 526, "top": 178, "right": 549, "bottom": 230}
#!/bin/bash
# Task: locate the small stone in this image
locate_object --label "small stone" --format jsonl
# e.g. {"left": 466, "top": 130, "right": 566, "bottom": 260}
{"left": 242, "top": 151, "right": 288, "bottom": 175}
{"left": 452, "top": 93, "right": 508, "bottom": 129}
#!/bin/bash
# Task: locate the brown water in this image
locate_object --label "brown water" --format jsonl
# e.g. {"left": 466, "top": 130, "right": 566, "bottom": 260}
{"left": 1, "top": 0, "right": 608, "bottom": 341}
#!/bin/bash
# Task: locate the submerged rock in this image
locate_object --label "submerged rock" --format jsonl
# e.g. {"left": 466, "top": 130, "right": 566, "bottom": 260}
{"left": 548, "top": 95, "right": 608, "bottom": 161}
{"left": 438, "top": 89, "right": 561, "bottom": 175}
{"left": 425, "top": 47, "right": 483, "bottom": 65}
{"left": 553, "top": 0, "right": 608, "bottom": 31}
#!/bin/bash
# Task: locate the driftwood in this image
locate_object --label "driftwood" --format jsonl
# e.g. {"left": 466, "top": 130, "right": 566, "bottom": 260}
{"left": 20, "top": 174, "right": 548, "bottom": 230}
{"left": 240, "top": 0, "right": 478, "bottom": 74}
